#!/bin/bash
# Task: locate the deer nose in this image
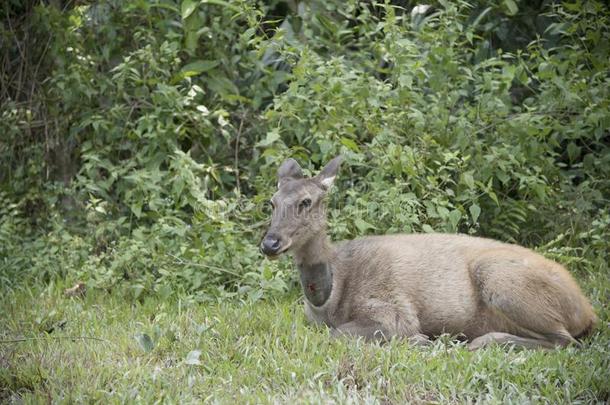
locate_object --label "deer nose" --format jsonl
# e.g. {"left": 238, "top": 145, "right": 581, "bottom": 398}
{"left": 261, "top": 234, "right": 282, "bottom": 255}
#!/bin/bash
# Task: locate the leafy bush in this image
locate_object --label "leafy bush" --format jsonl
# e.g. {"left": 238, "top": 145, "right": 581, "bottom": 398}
{"left": 1, "top": 0, "right": 608, "bottom": 299}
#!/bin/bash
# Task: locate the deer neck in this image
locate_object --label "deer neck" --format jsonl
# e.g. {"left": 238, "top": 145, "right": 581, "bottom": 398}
{"left": 293, "top": 230, "right": 334, "bottom": 307}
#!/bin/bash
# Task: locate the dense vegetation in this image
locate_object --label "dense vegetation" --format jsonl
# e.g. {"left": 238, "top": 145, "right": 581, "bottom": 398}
{"left": 1, "top": 0, "right": 609, "bottom": 298}
{"left": 1, "top": 0, "right": 608, "bottom": 402}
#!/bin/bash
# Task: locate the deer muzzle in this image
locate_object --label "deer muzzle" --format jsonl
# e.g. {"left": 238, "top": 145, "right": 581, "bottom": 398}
{"left": 261, "top": 233, "right": 282, "bottom": 256}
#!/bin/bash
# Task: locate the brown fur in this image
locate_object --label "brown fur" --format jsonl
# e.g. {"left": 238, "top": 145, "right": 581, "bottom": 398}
{"left": 261, "top": 157, "right": 597, "bottom": 349}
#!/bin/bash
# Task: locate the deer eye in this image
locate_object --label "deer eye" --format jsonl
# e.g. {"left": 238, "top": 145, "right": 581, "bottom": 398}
{"left": 264, "top": 200, "right": 275, "bottom": 215}
{"left": 298, "top": 198, "right": 312, "bottom": 211}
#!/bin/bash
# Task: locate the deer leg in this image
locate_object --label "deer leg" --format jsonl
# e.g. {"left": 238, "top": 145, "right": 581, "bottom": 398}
{"left": 471, "top": 254, "right": 581, "bottom": 351}
{"left": 332, "top": 298, "right": 429, "bottom": 345}
{"left": 331, "top": 321, "right": 430, "bottom": 345}
{"left": 331, "top": 320, "right": 389, "bottom": 341}
{"left": 467, "top": 331, "right": 573, "bottom": 351}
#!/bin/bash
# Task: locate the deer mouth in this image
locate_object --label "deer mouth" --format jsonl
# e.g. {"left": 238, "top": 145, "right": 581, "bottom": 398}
{"left": 261, "top": 240, "right": 292, "bottom": 259}
{"left": 267, "top": 245, "right": 292, "bottom": 260}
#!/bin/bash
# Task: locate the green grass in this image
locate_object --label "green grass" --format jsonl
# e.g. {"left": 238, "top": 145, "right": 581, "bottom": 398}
{"left": 1, "top": 272, "right": 609, "bottom": 404}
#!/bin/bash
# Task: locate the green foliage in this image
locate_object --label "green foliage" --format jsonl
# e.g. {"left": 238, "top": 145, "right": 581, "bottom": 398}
{"left": 1, "top": 0, "right": 608, "bottom": 300}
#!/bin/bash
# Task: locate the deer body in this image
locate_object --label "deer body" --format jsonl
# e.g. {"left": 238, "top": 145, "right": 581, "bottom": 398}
{"left": 261, "top": 157, "right": 597, "bottom": 349}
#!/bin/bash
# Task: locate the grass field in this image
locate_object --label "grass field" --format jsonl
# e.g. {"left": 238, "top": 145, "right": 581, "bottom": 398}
{"left": 1, "top": 272, "right": 609, "bottom": 404}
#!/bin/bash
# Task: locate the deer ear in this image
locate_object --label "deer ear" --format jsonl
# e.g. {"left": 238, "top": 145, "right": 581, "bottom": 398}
{"left": 315, "top": 155, "right": 342, "bottom": 191}
{"left": 277, "top": 158, "right": 303, "bottom": 188}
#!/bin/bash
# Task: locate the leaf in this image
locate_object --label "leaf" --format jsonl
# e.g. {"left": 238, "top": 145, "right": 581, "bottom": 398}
{"left": 496, "top": 170, "right": 510, "bottom": 185}
{"left": 136, "top": 333, "right": 155, "bottom": 353}
{"left": 422, "top": 224, "right": 435, "bottom": 233}
{"left": 449, "top": 210, "right": 462, "bottom": 229}
{"left": 354, "top": 218, "right": 375, "bottom": 233}
{"left": 471, "top": 7, "right": 492, "bottom": 29}
{"left": 149, "top": 3, "right": 179, "bottom": 13}
{"left": 131, "top": 203, "right": 142, "bottom": 218}
{"left": 503, "top": 0, "right": 519, "bottom": 16}
{"left": 567, "top": 142, "right": 581, "bottom": 163}
{"left": 207, "top": 75, "right": 240, "bottom": 99}
{"left": 172, "top": 60, "right": 220, "bottom": 83}
{"left": 488, "top": 191, "right": 499, "bottom": 205}
{"left": 437, "top": 206, "right": 450, "bottom": 219}
{"left": 196, "top": 105, "right": 210, "bottom": 115}
{"left": 340, "top": 137, "right": 360, "bottom": 152}
{"left": 157, "top": 284, "right": 173, "bottom": 301}
{"left": 469, "top": 204, "right": 481, "bottom": 223}
{"left": 180, "top": 60, "right": 220, "bottom": 76}
{"left": 185, "top": 349, "right": 202, "bottom": 365}
{"left": 181, "top": 0, "right": 198, "bottom": 20}
{"left": 461, "top": 172, "right": 475, "bottom": 189}
{"left": 132, "top": 284, "right": 145, "bottom": 299}
{"left": 255, "top": 129, "right": 280, "bottom": 147}
{"left": 201, "top": 0, "right": 241, "bottom": 13}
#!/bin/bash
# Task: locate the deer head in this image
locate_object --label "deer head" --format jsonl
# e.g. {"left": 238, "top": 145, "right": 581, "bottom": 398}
{"left": 260, "top": 156, "right": 342, "bottom": 258}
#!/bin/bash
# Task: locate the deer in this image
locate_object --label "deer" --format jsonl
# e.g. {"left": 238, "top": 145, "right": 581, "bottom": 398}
{"left": 260, "top": 156, "right": 597, "bottom": 350}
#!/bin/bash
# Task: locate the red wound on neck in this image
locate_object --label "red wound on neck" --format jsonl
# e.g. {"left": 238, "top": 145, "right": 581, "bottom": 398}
{"left": 308, "top": 283, "right": 316, "bottom": 293}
